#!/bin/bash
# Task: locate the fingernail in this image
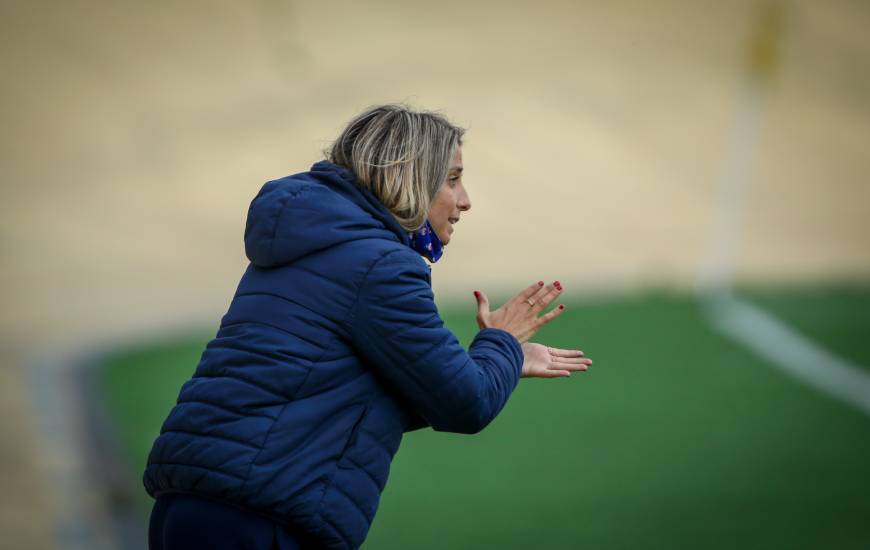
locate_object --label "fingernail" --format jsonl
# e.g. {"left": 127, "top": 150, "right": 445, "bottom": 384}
{"left": 538, "top": 280, "right": 544, "bottom": 287}
{"left": 473, "top": 291, "right": 480, "bottom": 298}
{"left": 558, "top": 304, "right": 565, "bottom": 310}
{"left": 554, "top": 281, "right": 562, "bottom": 290}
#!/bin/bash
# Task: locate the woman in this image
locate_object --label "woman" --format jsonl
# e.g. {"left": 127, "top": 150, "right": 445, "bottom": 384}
{"left": 144, "top": 104, "right": 592, "bottom": 550}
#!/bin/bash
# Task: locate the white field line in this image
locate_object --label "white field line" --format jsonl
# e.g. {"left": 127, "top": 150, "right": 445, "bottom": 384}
{"left": 706, "top": 294, "right": 870, "bottom": 417}
{"left": 697, "top": 5, "right": 870, "bottom": 419}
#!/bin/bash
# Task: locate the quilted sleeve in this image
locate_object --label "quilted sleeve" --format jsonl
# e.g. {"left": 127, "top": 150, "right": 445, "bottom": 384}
{"left": 351, "top": 249, "right": 524, "bottom": 434}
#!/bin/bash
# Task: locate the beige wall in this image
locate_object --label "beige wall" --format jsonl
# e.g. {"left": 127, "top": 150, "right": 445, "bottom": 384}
{"left": 3, "top": 0, "right": 869, "bottom": 349}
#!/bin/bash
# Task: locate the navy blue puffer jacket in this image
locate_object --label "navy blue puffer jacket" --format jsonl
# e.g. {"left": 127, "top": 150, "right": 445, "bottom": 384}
{"left": 143, "top": 161, "right": 524, "bottom": 549}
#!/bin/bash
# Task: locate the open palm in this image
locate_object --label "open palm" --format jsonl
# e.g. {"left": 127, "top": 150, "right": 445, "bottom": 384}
{"left": 521, "top": 342, "right": 592, "bottom": 378}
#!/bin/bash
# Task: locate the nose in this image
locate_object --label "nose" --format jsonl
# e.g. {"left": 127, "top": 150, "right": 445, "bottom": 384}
{"left": 457, "top": 184, "right": 471, "bottom": 212}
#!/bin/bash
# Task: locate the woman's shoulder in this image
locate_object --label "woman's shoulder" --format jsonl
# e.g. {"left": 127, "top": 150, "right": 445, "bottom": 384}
{"left": 338, "top": 239, "right": 426, "bottom": 277}
{"left": 356, "top": 244, "right": 432, "bottom": 292}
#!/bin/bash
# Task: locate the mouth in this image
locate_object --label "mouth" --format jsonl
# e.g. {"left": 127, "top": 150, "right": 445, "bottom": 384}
{"left": 448, "top": 217, "right": 460, "bottom": 225}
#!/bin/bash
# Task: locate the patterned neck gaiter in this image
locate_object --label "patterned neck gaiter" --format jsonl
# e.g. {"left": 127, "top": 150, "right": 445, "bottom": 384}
{"left": 408, "top": 219, "right": 444, "bottom": 263}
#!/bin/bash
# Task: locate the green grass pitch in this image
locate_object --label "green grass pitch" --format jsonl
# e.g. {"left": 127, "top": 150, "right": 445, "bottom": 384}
{"left": 99, "top": 284, "right": 870, "bottom": 549}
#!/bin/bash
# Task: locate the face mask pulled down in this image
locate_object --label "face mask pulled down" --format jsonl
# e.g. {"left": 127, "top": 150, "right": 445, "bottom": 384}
{"left": 407, "top": 219, "right": 443, "bottom": 263}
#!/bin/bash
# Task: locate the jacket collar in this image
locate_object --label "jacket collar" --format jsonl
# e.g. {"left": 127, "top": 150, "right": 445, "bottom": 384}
{"left": 310, "top": 161, "right": 411, "bottom": 248}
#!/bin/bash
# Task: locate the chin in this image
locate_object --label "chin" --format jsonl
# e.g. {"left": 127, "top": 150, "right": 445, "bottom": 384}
{"left": 431, "top": 225, "right": 450, "bottom": 245}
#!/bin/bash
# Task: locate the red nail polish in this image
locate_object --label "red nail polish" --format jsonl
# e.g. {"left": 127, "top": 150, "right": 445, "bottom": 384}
{"left": 473, "top": 291, "right": 480, "bottom": 298}
{"left": 554, "top": 281, "right": 562, "bottom": 290}
{"left": 558, "top": 304, "right": 565, "bottom": 310}
{"left": 538, "top": 280, "right": 544, "bottom": 286}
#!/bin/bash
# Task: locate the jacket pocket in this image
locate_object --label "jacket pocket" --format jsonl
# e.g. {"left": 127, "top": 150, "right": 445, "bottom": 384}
{"left": 336, "top": 402, "right": 369, "bottom": 465}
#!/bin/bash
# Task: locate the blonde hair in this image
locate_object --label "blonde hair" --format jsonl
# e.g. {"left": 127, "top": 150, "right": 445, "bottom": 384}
{"left": 326, "top": 104, "right": 465, "bottom": 231}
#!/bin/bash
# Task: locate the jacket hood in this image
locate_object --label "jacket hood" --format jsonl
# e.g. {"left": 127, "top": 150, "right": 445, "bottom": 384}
{"left": 244, "top": 161, "right": 412, "bottom": 268}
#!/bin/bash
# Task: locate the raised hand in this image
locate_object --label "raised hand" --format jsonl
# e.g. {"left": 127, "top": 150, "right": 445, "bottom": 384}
{"left": 521, "top": 343, "right": 592, "bottom": 378}
{"left": 473, "top": 280, "right": 566, "bottom": 343}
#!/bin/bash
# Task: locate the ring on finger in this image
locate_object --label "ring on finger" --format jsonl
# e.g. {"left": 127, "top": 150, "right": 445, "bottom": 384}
{"left": 525, "top": 298, "right": 535, "bottom": 307}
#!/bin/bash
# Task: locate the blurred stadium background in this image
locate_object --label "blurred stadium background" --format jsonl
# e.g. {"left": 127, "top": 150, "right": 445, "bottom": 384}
{"left": 1, "top": 0, "right": 868, "bottom": 548}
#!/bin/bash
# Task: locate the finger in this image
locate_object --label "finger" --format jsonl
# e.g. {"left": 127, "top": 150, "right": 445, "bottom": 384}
{"left": 551, "top": 361, "right": 588, "bottom": 371}
{"left": 547, "top": 370, "right": 572, "bottom": 378}
{"left": 533, "top": 281, "right": 563, "bottom": 313}
{"left": 527, "top": 281, "right": 556, "bottom": 306}
{"left": 530, "top": 369, "right": 572, "bottom": 378}
{"left": 520, "top": 284, "right": 555, "bottom": 314}
{"left": 514, "top": 280, "right": 545, "bottom": 305}
{"left": 551, "top": 357, "right": 589, "bottom": 366}
{"left": 536, "top": 303, "right": 566, "bottom": 326}
{"left": 473, "top": 290, "right": 490, "bottom": 316}
{"left": 548, "top": 348, "right": 584, "bottom": 358}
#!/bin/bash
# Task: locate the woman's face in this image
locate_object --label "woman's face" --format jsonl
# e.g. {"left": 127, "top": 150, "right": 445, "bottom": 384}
{"left": 428, "top": 147, "right": 470, "bottom": 246}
